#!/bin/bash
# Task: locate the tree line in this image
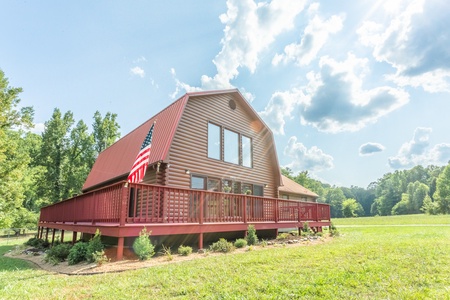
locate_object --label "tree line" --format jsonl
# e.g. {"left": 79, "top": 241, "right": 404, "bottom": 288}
{"left": 283, "top": 162, "right": 450, "bottom": 218}
{"left": 0, "top": 70, "right": 120, "bottom": 230}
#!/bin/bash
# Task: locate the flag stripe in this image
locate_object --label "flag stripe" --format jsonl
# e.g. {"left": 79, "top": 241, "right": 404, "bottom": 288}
{"left": 127, "top": 123, "right": 155, "bottom": 183}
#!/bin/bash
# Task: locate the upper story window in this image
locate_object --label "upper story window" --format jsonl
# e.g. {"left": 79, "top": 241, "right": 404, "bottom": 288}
{"left": 241, "top": 135, "right": 252, "bottom": 168}
{"left": 207, "top": 122, "right": 253, "bottom": 167}
{"left": 224, "top": 129, "right": 239, "bottom": 164}
{"left": 208, "top": 123, "right": 221, "bottom": 160}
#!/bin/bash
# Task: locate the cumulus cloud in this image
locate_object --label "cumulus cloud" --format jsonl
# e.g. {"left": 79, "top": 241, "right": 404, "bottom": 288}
{"left": 359, "top": 142, "right": 385, "bottom": 156}
{"left": 357, "top": 0, "right": 450, "bottom": 92}
{"left": 388, "top": 127, "right": 450, "bottom": 168}
{"left": 171, "top": 0, "right": 307, "bottom": 97}
{"left": 273, "top": 5, "right": 344, "bottom": 66}
{"left": 283, "top": 136, "right": 334, "bottom": 174}
{"left": 258, "top": 89, "right": 304, "bottom": 135}
{"left": 130, "top": 66, "right": 145, "bottom": 78}
{"left": 298, "top": 53, "right": 409, "bottom": 133}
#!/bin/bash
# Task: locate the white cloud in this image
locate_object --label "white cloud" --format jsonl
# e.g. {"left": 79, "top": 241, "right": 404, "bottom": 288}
{"left": 169, "top": 68, "right": 202, "bottom": 99}
{"left": 388, "top": 127, "right": 450, "bottom": 168}
{"left": 283, "top": 136, "right": 334, "bottom": 174}
{"left": 298, "top": 53, "right": 409, "bottom": 133}
{"left": 259, "top": 89, "right": 304, "bottom": 135}
{"left": 273, "top": 6, "right": 345, "bottom": 66}
{"left": 172, "top": 0, "right": 307, "bottom": 97}
{"left": 357, "top": 0, "right": 450, "bottom": 92}
{"left": 130, "top": 66, "right": 145, "bottom": 78}
{"left": 359, "top": 142, "right": 385, "bottom": 156}
{"left": 133, "top": 56, "right": 147, "bottom": 63}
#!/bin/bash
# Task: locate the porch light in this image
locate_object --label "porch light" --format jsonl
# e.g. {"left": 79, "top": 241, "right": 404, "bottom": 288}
{"left": 264, "top": 184, "right": 268, "bottom": 188}
{"left": 185, "top": 169, "right": 190, "bottom": 174}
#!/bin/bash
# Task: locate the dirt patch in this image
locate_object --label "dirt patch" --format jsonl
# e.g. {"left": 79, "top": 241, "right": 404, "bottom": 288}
{"left": 5, "top": 236, "right": 330, "bottom": 275}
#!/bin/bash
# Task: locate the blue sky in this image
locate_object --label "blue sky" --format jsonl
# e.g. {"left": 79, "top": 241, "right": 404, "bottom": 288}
{"left": 2, "top": 0, "right": 450, "bottom": 188}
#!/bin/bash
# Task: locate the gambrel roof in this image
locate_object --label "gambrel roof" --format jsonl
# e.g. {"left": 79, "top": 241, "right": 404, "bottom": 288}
{"left": 82, "top": 89, "right": 282, "bottom": 192}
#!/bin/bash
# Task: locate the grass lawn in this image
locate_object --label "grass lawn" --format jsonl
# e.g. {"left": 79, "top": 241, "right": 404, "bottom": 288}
{"left": 1, "top": 215, "right": 450, "bottom": 299}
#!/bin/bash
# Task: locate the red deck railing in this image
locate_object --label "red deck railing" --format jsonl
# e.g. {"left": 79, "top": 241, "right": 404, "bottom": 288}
{"left": 39, "top": 182, "right": 330, "bottom": 226}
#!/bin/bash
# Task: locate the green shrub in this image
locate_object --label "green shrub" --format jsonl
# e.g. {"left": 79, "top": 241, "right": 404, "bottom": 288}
{"left": 246, "top": 224, "right": 258, "bottom": 246}
{"left": 178, "top": 245, "right": 193, "bottom": 256}
{"left": 210, "top": 238, "right": 235, "bottom": 253}
{"left": 86, "top": 229, "right": 104, "bottom": 263}
{"left": 68, "top": 242, "right": 88, "bottom": 265}
{"left": 133, "top": 227, "right": 155, "bottom": 260}
{"left": 276, "top": 232, "right": 291, "bottom": 240}
{"left": 92, "top": 250, "right": 109, "bottom": 266}
{"left": 301, "top": 222, "right": 312, "bottom": 236}
{"left": 234, "top": 238, "right": 247, "bottom": 248}
{"left": 25, "top": 237, "right": 49, "bottom": 250}
{"left": 44, "top": 243, "right": 72, "bottom": 265}
{"left": 160, "top": 245, "right": 173, "bottom": 261}
{"left": 329, "top": 222, "right": 339, "bottom": 237}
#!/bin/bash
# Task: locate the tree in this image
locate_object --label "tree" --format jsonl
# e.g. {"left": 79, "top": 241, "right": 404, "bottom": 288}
{"left": 92, "top": 111, "right": 120, "bottom": 155}
{"left": 0, "top": 70, "right": 34, "bottom": 228}
{"left": 324, "top": 188, "right": 346, "bottom": 218}
{"left": 421, "top": 195, "right": 439, "bottom": 215}
{"left": 391, "top": 193, "right": 410, "bottom": 215}
{"left": 433, "top": 163, "right": 450, "bottom": 214}
{"left": 38, "top": 109, "right": 75, "bottom": 204}
{"left": 342, "top": 198, "right": 364, "bottom": 218}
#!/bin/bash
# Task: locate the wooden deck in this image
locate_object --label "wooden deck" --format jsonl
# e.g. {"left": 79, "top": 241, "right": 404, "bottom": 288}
{"left": 38, "top": 182, "right": 331, "bottom": 259}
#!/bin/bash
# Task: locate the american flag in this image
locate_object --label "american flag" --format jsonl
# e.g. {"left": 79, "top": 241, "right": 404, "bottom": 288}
{"left": 128, "top": 123, "right": 155, "bottom": 183}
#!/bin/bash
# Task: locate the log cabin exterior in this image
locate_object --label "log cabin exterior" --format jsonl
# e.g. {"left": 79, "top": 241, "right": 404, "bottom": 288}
{"left": 38, "top": 89, "right": 330, "bottom": 260}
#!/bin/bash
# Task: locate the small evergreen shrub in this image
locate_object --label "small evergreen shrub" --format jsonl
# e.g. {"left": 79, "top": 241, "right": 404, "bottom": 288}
{"left": 133, "top": 227, "right": 155, "bottom": 260}
{"left": 44, "top": 243, "right": 72, "bottom": 265}
{"left": 68, "top": 242, "right": 88, "bottom": 265}
{"left": 210, "top": 238, "right": 235, "bottom": 253}
{"left": 246, "top": 224, "right": 258, "bottom": 246}
{"left": 301, "top": 222, "right": 312, "bottom": 236}
{"left": 178, "top": 245, "right": 193, "bottom": 256}
{"left": 234, "top": 238, "right": 247, "bottom": 248}
{"left": 25, "top": 237, "right": 49, "bottom": 250}
{"left": 86, "top": 229, "right": 104, "bottom": 263}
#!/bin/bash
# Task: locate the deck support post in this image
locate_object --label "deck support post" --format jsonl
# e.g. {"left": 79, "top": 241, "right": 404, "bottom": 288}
{"left": 45, "top": 228, "right": 49, "bottom": 241}
{"left": 37, "top": 227, "right": 41, "bottom": 239}
{"left": 72, "top": 231, "right": 77, "bottom": 244}
{"left": 198, "top": 232, "right": 203, "bottom": 250}
{"left": 51, "top": 229, "right": 56, "bottom": 245}
{"left": 60, "top": 230, "right": 65, "bottom": 243}
{"left": 117, "top": 237, "right": 124, "bottom": 260}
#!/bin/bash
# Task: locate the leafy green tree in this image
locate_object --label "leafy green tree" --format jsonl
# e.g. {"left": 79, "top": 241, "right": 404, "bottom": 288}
{"left": 421, "top": 195, "right": 439, "bottom": 215}
{"left": 433, "top": 163, "right": 450, "bottom": 214}
{"left": 324, "top": 188, "right": 346, "bottom": 218}
{"left": 391, "top": 193, "right": 410, "bottom": 215}
{"left": 0, "top": 70, "right": 34, "bottom": 228}
{"left": 92, "top": 111, "right": 120, "bottom": 155}
{"left": 342, "top": 198, "right": 364, "bottom": 218}
{"left": 407, "top": 181, "right": 429, "bottom": 213}
{"left": 38, "top": 108, "right": 75, "bottom": 204}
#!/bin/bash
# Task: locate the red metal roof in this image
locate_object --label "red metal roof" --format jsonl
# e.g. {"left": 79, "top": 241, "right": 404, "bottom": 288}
{"left": 82, "top": 94, "right": 188, "bottom": 191}
{"left": 82, "top": 89, "right": 283, "bottom": 191}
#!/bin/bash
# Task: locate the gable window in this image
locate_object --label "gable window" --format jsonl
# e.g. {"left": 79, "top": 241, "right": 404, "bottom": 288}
{"left": 207, "top": 122, "right": 253, "bottom": 167}
{"left": 242, "top": 135, "right": 252, "bottom": 167}
{"left": 224, "top": 129, "right": 239, "bottom": 164}
{"left": 208, "top": 123, "right": 221, "bottom": 160}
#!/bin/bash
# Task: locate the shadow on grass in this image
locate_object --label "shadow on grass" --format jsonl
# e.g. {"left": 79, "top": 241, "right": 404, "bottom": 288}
{"left": 0, "top": 245, "right": 37, "bottom": 271}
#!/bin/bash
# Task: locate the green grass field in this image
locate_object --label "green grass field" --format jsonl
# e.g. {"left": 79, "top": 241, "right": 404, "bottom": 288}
{"left": 1, "top": 215, "right": 450, "bottom": 299}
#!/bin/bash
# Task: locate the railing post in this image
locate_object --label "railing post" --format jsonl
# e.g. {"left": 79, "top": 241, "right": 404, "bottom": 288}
{"left": 315, "top": 203, "right": 319, "bottom": 222}
{"left": 243, "top": 196, "right": 247, "bottom": 224}
{"left": 274, "top": 199, "right": 278, "bottom": 223}
{"left": 120, "top": 183, "right": 128, "bottom": 226}
{"left": 298, "top": 202, "right": 301, "bottom": 223}
{"left": 199, "top": 192, "right": 204, "bottom": 224}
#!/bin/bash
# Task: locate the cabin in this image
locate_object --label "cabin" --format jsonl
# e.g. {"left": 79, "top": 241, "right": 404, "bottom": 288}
{"left": 38, "top": 89, "right": 330, "bottom": 260}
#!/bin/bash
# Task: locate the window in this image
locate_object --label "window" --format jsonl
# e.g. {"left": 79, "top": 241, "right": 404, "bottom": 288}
{"left": 191, "top": 176, "right": 205, "bottom": 190}
{"left": 208, "top": 123, "right": 221, "bottom": 160}
{"left": 253, "top": 185, "right": 263, "bottom": 196}
{"left": 224, "top": 129, "right": 239, "bottom": 164}
{"left": 242, "top": 135, "right": 252, "bottom": 167}
{"left": 207, "top": 122, "right": 253, "bottom": 167}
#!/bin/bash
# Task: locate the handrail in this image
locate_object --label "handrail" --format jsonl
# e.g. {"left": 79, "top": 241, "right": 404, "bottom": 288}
{"left": 39, "top": 182, "right": 330, "bottom": 225}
